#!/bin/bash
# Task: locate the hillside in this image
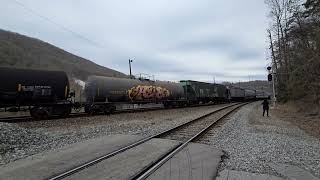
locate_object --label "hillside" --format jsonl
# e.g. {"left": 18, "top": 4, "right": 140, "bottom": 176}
{"left": 0, "top": 29, "right": 127, "bottom": 81}
{"left": 224, "top": 80, "right": 273, "bottom": 94}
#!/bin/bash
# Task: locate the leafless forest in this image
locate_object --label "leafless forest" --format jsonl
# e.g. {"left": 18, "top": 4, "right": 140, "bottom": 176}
{"left": 265, "top": 0, "right": 320, "bottom": 106}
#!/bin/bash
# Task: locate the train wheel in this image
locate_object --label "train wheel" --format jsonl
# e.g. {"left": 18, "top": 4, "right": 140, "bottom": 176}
{"left": 88, "top": 107, "right": 96, "bottom": 115}
{"left": 30, "top": 107, "right": 49, "bottom": 120}
{"left": 84, "top": 105, "right": 91, "bottom": 113}
{"left": 110, "top": 105, "right": 116, "bottom": 113}
{"left": 103, "top": 107, "right": 111, "bottom": 115}
{"left": 60, "top": 107, "right": 71, "bottom": 118}
{"left": 88, "top": 109, "right": 95, "bottom": 115}
{"left": 85, "top": 105, "right": 96, "bottom": 115}
{"left": 103, "top": 105, "right": 115, "bottom": 115}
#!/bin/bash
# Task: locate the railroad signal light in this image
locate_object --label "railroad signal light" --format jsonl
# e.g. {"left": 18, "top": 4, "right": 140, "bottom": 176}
{"left": 268, "top": 74, "right": 272, "bottom": 81}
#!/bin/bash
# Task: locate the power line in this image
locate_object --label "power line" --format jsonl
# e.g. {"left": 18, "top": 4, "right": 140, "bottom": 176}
{"left": 11, "top": 0, "right": 105, "bottom": 48}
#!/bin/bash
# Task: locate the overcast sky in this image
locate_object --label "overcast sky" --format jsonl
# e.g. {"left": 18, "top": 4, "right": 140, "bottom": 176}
{"left": 1, "top": 0, "right": 270, "bottom": 82}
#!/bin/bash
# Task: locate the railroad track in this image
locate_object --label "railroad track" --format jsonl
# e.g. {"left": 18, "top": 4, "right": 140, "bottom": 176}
{"left": 48, "top": 102, "right": 248, "bottom": 180}
{"left": 0, "top": 102, "right": 231, "bottom": 123}
{"left": 0, "top": 115, "right": 31, "bottom": 122}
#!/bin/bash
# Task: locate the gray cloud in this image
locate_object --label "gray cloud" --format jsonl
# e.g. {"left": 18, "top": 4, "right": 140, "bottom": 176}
{"left": 1, "top": 0, "right": 269, "bottom": 82}
{"left": 168, "top": 36, "right": 263, "bottom": 61}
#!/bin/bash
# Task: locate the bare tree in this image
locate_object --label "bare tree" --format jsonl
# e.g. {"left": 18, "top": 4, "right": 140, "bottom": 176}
{"left": 265, "top": 0, "right": 320, "bottom": 105}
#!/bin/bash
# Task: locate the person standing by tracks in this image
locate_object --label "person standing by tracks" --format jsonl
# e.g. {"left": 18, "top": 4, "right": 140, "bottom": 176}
{"left": 262, "top": 99, "right": 269, "bottom": 117}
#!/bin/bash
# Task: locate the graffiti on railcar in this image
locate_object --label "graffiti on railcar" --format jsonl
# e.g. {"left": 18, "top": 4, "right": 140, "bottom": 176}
{"left": 128, "top": 85, "right": 170, "bottom": 100}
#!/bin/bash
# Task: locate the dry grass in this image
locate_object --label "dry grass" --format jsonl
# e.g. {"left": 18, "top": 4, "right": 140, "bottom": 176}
{"left": 272, "top": 102, "right": 320, "bottom": 138}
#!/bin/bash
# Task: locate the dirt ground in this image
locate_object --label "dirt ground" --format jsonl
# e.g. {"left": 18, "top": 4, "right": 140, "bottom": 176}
{"left": 251, "top": 102, "right": 320, "bottom": 139}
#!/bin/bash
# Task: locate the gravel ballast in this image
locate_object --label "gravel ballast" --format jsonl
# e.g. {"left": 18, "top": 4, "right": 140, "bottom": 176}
{"left": 0, "top": 104, "right": 229, "bottom": 165}
{"left": 208, "top": 102, "right": 320, "bottom": 178}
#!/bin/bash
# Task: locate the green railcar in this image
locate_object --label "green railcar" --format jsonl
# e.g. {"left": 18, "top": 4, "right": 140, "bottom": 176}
{"left": 180, "top": 80, "right": 230, "bottom": 103}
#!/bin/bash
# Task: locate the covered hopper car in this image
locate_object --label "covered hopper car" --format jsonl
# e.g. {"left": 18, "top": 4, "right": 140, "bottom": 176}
{"left": 180, "top": 80, "right": 230, "bottom": 103}
{"left": 256, "top": 90, "right": 271, "bottom": 100}
{"left": 244, "top": 89, "right": 256, "bottom": 100}
{"left": 229, "top": 86, "right": 245, "bottom": 101}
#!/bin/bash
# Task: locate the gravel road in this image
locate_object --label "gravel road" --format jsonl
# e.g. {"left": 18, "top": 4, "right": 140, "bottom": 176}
{"left": 207, "top": 102, "right": 320, "bottom": 178}
{"left": 0, "top": 104, "right": 229, "bottom": 165}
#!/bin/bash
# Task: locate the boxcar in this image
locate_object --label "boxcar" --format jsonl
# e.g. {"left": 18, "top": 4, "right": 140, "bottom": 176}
{"left": 256, "top": 90, "right": 270, "bottom": 100}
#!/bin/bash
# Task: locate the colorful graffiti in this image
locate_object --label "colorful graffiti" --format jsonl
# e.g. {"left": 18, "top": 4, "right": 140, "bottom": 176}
{"left": 128, "top": 85, "right": 170, "bottom": 101}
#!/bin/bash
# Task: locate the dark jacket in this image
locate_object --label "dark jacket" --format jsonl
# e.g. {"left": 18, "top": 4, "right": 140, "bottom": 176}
{"left": 262, "top": 100, "right": 269, "bottom": 109}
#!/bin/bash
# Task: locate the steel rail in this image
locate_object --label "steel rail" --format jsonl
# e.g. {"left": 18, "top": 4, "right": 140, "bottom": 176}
{"left": 132, "top": 102, "right": 248, "bottom": 180}
{"left": 0, "top": 102, "right": 230, "bottom": 123}
{"left": 47, "top": 103, "right": 240, "bottom": 180}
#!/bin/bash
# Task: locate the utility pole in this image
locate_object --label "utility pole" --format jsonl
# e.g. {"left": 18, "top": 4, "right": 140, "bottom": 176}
{"left": 272, "top": 66, "right": 276, "bottom": 107}
{"left": 129, "top": 59, "right": 133, "bottom": 79}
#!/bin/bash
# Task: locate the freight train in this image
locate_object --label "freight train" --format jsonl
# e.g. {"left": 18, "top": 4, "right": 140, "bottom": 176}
{"left": 0, "top": 67, "right": 270, "bottom": 119}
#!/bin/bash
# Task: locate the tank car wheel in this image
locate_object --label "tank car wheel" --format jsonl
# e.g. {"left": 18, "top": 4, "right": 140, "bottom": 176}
{"left": 60, "top": 107, "right": 71, "bottom": 118}
{"left": 84, "top": 105, "right": 91, "bottom": 114}
{"left": 103, "top": 108, "right": 111, "bottom": 115}
{"left": 164, "top": 103, "right": 173, "bottom": 109}
{"left": 103, "top": 105, "right": 116, "bottom": 115}
{"left": 85, "top": 105, "right": 96, "bottom": 115}
{"left": 30, "top": 107, "right": 49, "bottom": 120}
{"left": 110, "top": 106, "right": 116, "bottom": 113}
{"left": 89, "top": 106, "right": 98, "bottom": 115}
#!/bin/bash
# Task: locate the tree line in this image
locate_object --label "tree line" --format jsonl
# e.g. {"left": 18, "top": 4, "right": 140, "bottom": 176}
{"left": 265, "top": 0, "right": 320, "bottom": 105}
